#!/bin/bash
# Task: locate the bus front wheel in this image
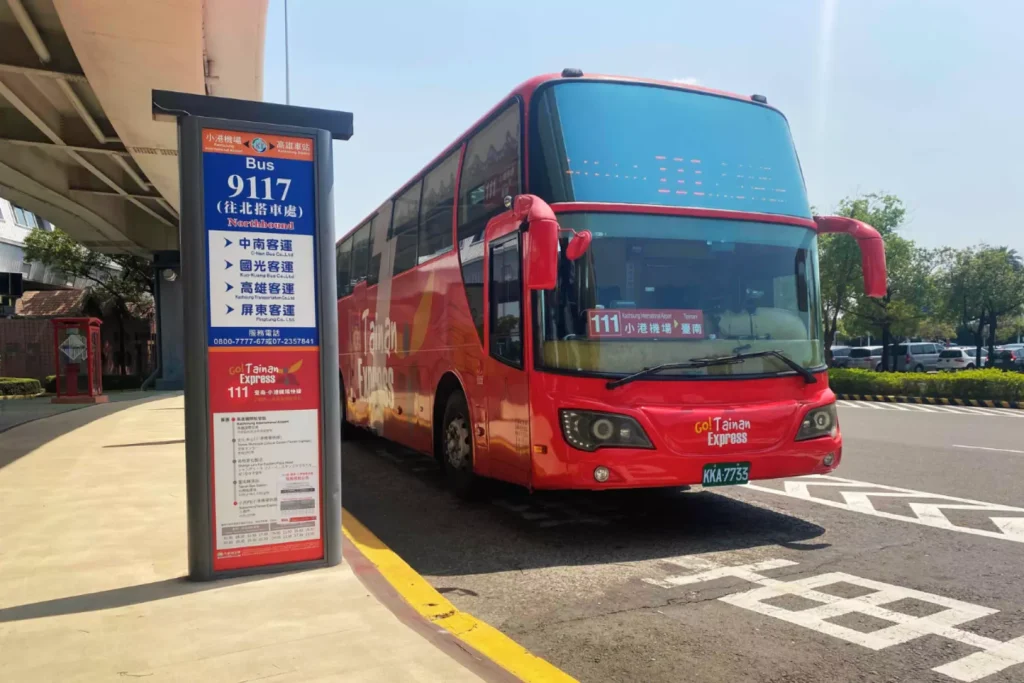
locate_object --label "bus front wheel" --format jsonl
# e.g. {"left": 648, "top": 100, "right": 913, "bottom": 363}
{"left": 442, "top": 392, "right": 479, "bottom": 499}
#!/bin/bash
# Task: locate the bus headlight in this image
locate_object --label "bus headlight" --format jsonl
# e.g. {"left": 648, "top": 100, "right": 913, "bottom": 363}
{"left": 796, "top": 403, "right": 838, "bottom": 441}
{"left": 559, "top": 410, "right": 653, "bottom": 452}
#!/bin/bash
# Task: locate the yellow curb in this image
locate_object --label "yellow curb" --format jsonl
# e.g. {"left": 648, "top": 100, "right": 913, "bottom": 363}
{"left": 342, "top": 510, "right": 578, "bottom": 683}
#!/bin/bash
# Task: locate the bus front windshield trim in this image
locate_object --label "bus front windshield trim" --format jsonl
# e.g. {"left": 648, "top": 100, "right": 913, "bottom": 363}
{"left": 534, "top": 213, "right": 824, "bottom": 379}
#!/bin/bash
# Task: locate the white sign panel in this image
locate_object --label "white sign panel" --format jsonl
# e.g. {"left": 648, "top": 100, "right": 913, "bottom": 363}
{"left": 212, "top": 409, "right": 321, "bottom": 552}
{"left": 207, "top": 229, "right": 316, "bottom": 331}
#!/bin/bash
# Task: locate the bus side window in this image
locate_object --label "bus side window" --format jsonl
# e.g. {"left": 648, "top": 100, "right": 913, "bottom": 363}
{"left": 351, "top": 222, "right": 370, "bottom": 283}
{"left": 367, "top": 201, "right": 392, "bottom": 286}
{"left": 489, "top": 234, "right": 523, "bottom": 367}
{"left": 419, "top": 151, "right": 458, "bottom": 264}
{"left": 457, "top": 101, "right": 522, "bottom": 344}
{"left": 336, "top": 237, "right": 353, "bottom": 297}
{"left": 392, "top": 181, "right": 421, "bottom": 275}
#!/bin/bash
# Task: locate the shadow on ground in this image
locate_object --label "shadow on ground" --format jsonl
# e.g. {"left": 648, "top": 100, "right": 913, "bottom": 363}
{"left": 0, "top": 569, "right": 293, "bottom": 624}
{"left": 341, "top": 434, "right": 827, "bottom": 577}
{"left": 0, "top": 392, "right": 179, "bottom": 471}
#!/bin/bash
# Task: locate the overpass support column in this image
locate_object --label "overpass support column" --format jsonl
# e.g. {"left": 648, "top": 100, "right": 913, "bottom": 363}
{"left": 154, "top": 251, "right": 184, "bottom": 390}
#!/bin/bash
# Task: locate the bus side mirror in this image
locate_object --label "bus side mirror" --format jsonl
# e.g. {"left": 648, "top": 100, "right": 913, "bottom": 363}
{"left": 526, "top": 217, "right": 559, "bottom": 290}
{"left": 566, "top": 230, "right": 592, "bottom": 261}
{"left": 814, "top": 215, "right": 888, "bottom": 298}
{"left": 508, "top": 194, "right": 560, "bottom": 291}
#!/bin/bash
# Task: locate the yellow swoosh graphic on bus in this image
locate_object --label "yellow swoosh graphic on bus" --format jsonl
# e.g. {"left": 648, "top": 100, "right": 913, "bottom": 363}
{"left": 406, "top": 271, "right": 436, "bottom": 356}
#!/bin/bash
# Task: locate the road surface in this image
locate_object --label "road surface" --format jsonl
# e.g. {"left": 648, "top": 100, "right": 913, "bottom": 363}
{"left": 342, "top": 401, "right": 1024, "bottom": 683}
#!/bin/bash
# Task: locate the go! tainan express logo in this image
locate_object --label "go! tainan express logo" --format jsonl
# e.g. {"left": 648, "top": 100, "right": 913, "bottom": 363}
{"left": 695, "top": 416, "right": 751, "bottom": 447}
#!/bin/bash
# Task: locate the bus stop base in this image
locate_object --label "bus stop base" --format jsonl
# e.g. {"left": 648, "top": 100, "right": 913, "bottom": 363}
{"left": 51, "top": 395, "right": 110, "bottom": 405}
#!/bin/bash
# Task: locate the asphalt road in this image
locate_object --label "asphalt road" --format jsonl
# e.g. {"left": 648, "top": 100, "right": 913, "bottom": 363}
{"left": 342, "top": 403, "right": 1024, "bottom": 683}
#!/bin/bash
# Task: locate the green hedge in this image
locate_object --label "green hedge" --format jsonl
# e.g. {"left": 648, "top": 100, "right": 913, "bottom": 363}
{"left": 0, "top": 377, "right": 44, "bottom": 397}
{"left": 43, "top": 374, "right": 144, "bottom": 393}
{"left": 829, "top": 368, "right": 1024, "bottom": 402}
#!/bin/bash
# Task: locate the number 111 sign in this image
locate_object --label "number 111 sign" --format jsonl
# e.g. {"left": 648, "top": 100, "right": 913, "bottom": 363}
{"left": 587, "top": 308, "right": 706, "bottom": 339}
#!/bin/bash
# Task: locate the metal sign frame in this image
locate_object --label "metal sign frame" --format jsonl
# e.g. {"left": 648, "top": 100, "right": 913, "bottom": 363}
{"left": 171, "top": 107, "right": 346, "bottom": 581}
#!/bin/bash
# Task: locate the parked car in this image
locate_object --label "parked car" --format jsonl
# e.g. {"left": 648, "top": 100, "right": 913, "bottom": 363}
{"left": 988, "top": 346, "right": 1024, "bottom": 372}
{"left": 830, "top": 346, "right": 852, "bottom": 368}
{"left": 846, "top": 346, "right": 884, "bottom": 371}
{"left": 892, "top": 342, "right": 944, "bottom": 372}
{"left": 936, "top": 348, "right": 983, "bottom": 371}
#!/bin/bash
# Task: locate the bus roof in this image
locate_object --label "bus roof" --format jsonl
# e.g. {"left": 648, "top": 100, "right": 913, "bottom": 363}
{"left": 336, "top": 71, "right": 782, "bottom": 244}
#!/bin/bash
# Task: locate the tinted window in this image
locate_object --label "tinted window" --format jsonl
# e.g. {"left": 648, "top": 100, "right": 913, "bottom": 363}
{"left": 489, "top": 234, "right": 522, "bottom": 366}
{"left": 939, "top": 350, "right": 960, "bottom": 358}
{"left": 367, "top": 202, "right": 392, "bottom": 286}
{"left": 895, "top": 345, "right": 909, "bottom": 355}
{"left": 336, "top": 238, "right": 353, "bottom": 297}
{"left": 351, "top": 223, "right": 370, "bottom": 282}
{"left": 849, "top": 349, "right": 870, "bottom": 358}
{"left": 392, "top": 181, "right": 421, "bottom": 275}
{"left": 419, "top": 152, "right": 458, "bottom": 263}
{"left": 459, "top": 104, "right": 521, "bottom": 246}
{"left": 530, "top": 82, "right": 810, "bottom": 217}
{"left": 458, "top": 103, "right": 521, "bottom": 343}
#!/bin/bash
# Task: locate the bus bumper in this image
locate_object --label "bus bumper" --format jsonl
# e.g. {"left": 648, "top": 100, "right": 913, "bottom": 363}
{"left": 530, "top": 438, "right": 842, "bottom": 490}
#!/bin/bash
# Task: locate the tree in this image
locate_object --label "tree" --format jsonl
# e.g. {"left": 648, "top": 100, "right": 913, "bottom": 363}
{"left": 23, "top": 228, "right": 153, "bottom": 375}
{"left": 847, "top": 236, "right": 938, "bottom": 370}
{"left": 939, "top": 246, "right": 1024, "bottom": 365}
{"left": 817, "top": 193, "right": 907, "bottom": 367}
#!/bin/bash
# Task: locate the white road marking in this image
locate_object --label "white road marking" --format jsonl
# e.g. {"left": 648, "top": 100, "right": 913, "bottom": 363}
{"left": 901, "top": 403, "right": 939, "bottom": 412}
{"left": 952, "top": 406, "right": 996, "bottom": 416}
{"left": 748, "top": 475, "right": 1024, "bottom": 543}
{"left": 837, "top": 401, "right": 1022, "bottom": 417}
{"left": 645, "top": 557, "right": 1024, "bottom": 682}
{"left": 954, "top": 444, "right": 1024, "bottom": 455}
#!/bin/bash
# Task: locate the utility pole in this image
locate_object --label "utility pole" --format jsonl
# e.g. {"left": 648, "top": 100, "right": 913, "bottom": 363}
{"left": 284, "top": 0, "right": 291, "bottom": 105}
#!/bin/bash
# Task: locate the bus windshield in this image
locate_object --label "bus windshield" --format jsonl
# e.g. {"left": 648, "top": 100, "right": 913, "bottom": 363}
{"left": 535, "top": 213, "right": 824, "bottom": 378}
{"left": 530, "top": 81, "right": 810, "bottom": 218}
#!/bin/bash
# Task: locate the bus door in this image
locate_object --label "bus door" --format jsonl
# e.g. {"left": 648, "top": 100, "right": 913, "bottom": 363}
{"left": 483, "top": 228, "right": 531, "bottom": 485}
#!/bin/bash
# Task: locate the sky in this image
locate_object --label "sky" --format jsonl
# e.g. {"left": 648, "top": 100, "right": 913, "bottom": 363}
{"left": 262, "top": 0, "right": 1023, "bottom": 252}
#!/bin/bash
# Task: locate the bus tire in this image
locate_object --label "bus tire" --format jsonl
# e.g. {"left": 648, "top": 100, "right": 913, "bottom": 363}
{"left": 441, "top": 391, "right": 478, "bottom": 499}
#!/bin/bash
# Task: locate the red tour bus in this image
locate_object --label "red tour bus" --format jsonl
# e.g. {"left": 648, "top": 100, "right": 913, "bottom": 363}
{"left": 336, "top": 70, "right": 886, "bottom": 495}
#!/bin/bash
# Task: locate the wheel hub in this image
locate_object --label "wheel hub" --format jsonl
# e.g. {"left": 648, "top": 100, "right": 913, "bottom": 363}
{"left": 445, "top": 417, "right": 470, "bottom": 469}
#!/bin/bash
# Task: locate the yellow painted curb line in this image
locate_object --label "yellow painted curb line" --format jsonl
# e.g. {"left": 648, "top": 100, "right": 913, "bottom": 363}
{"left": 342, "top": 510, "right": 578, "bottom": 683}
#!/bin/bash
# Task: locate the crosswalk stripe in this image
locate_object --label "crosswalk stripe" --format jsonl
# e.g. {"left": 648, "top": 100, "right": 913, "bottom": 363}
{"left": 836, "top": 400, "right": 1023, "bottom": 417}
{"left": 951, "top": 406, "right": 996, "bottom": 416}
{"left": 901, "top": 403, "right": 938, "bottom": 413}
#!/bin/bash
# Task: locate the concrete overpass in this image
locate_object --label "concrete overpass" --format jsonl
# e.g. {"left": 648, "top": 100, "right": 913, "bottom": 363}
{"left": 0, "top": 0, "right": 269, "bottom": 387}
{"left": 0, "top": 0, "right": 268, "bottom": 255}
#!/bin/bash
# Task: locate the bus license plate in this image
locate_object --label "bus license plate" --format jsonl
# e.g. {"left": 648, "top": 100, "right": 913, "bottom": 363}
{"left": 702, "top": 462, "right": 750, "bottom": 487}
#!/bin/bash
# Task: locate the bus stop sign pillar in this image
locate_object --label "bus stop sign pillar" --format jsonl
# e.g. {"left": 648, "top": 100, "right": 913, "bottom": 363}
{"left": 153, "top": 90, "right": 352, "bottom": 581}
{"left": 52, "top": 317, "right": 107, "bottom": 404}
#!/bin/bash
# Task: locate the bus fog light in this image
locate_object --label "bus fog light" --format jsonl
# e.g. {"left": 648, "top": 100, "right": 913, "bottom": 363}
{"left": 823, "top": 452, "right": 835, "bottom": 466}
{"left": 594, "top": 466, "right": 610, "bottom": 482}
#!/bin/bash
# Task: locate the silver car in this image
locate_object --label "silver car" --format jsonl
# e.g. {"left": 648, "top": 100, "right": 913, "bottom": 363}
{"left": 893, "top": 342, "right": 944, "bottom": 372}
{"left": 846, "top": 346, "right": 884, "bottom": 371}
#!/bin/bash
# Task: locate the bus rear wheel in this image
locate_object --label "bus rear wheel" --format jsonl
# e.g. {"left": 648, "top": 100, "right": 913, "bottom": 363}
{"left": 442, "top": 392, "right": 479, "bottom": 499}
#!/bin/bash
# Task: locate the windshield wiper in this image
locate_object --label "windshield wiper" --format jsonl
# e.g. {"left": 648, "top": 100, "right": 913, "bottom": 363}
{"left": 606, "top": 350, "right": 817, "bottom": 389}
{"left": 691, "top": 350, "right": 817, "bottom": 384}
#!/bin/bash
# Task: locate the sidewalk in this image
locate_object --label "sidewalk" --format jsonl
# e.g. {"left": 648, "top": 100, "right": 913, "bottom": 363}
{"left": 0, "top": 389, "right": 161, "bottom": 433}
{"left": 0, "top": 394, "right": 492, "bottom": 682}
